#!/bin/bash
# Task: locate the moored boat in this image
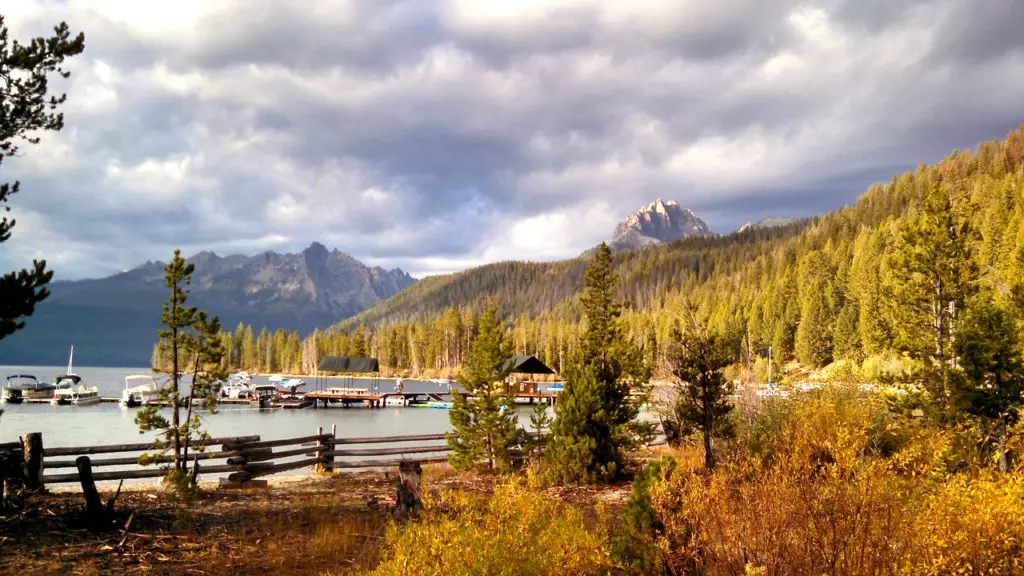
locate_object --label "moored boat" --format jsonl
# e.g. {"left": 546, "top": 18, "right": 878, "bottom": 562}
{"left": 250, "top": 384, "right": 279, "bottom": 409}
{"left": 50, "top": 375, "right": 102, "bottom": 406}
{"left": 50, "top": 345, "right": 101, "bottom": 405}
{"left": 2, "top": 374, "right": 55, "bottom": 404}
{"left": 220, "top": 371, "right": 255, "bottom": 399}
{"left": 120, "top": 374, "right": 163, "bottom": 408}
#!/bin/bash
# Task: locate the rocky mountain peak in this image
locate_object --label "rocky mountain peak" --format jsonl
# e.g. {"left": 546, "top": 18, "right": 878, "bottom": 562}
{"left": 611, "top": 198, "right": 711, "bottom": 250}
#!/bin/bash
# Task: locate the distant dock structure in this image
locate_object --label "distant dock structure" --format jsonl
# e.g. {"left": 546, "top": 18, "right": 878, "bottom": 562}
{"left": 306, "top": 355, "right": 394, "bottom": 408}
{"left": 304, "top": 354, "right": 562, "bottom": 408}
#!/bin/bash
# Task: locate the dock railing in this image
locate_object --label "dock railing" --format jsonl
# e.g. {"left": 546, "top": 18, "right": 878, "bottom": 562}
{"left": 0, "top": 428, "right": 456, "bottom": 489}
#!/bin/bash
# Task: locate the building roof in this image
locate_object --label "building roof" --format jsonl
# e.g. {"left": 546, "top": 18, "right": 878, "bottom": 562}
{"left": 318, "top": 356, "right": 380, "bottom": 373}
{"left": 501, "top": 355, "right": 555, "bottom": 375}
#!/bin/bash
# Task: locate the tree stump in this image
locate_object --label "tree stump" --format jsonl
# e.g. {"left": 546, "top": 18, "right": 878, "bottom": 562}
{"left": 76, "top": 456, "right": 123, "bottom": 530}
{"left": 22, "top": 433, "right": 44, "bottom": 492}
{"left": 394, "top": 461, "right": 423, "bottom": 518}
{"left": 1, "top": 448, "right": 24, "bottom": 507}
{"left": 77, "top": 456, "right": 105, "bottom": 525}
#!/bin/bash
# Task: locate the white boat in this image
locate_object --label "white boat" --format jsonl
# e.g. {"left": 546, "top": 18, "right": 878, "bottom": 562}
{"left": 51, "top": 375, "right": 102, "bottom": 406}
{"left": 120, "top": 374, "right": 163, "bottom": 408}
{"left": 50, "top": 346, "right": 101, "bottom": 406}
{"left": 277, "top": 378, "right": 306, "bottom": 395}
{"left": 220, "top": 371, "right": 255, "bottom": 399}
{"left": 2, "top": 374, "right": 55, "bottom": 403}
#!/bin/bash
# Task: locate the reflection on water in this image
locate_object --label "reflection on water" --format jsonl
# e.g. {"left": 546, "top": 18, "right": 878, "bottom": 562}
{"left": 0, "top": 365, "right": 548, "bottom": 447}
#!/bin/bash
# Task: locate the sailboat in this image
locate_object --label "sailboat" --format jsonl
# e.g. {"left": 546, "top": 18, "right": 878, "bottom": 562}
{"left": 51, "top": 346, "right": 102, "bottom": 405}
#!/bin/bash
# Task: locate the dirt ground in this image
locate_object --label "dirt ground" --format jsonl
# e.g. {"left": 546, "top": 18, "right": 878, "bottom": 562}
{"left": 0, "top": 466, "right": 633, "bottom": 576}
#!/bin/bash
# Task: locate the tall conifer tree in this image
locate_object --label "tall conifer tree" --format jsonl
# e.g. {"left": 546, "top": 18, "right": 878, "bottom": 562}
{"left": 446, "top": 305, "right": 518, "bottom": 471}
{"left": 883, "top": 180, "right": 978, "bottom": 409}
{"left": 547, "top": 243, "right": 646, "bottom": 483}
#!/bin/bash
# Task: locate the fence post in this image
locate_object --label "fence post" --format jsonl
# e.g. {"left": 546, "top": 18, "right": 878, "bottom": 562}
{"left": 323, "top": 425, "right": 336, "bottom": 472}
{"left": 22, "top": 432, "right": 44, "bottom": 491}
{"left": 315, "top": 426, "right": 324, "bottom": 473}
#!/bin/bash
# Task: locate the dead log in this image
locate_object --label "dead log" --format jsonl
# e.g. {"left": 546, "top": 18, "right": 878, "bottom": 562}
{"left": 394, "top": 461, "right": 423, "bottom": 518}
{"left": 76, "top": 456, "right": 107, "bottom": 529}
{"left": 22, "top": 433, "right": 44, "bottom": 491}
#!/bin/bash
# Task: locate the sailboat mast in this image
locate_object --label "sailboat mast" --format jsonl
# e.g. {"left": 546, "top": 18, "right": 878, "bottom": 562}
{"left": 67, "top": 345, "right": 75, "bottom": 375}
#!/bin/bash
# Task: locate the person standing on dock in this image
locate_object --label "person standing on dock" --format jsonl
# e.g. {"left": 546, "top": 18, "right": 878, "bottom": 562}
{"left": 395, "top": 377, "right": 404, "bottom": 393}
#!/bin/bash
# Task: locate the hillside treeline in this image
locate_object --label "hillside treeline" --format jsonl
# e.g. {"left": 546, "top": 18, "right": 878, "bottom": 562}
{"left": 155, "top": 125, "right": 1024, "bottom": 378}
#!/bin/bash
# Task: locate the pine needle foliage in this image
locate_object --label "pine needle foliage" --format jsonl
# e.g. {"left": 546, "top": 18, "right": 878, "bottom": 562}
{"left": 446, "top": 305, "right": 518, "bottom": 472}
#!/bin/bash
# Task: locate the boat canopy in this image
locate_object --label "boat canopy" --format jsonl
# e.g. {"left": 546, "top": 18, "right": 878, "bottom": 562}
{"left": 6, "top": 373, "right": 39, "bottom": 381}
{"left": 501, "top": 355, "right": 555, "bottom": 375}
{"left": 124, "top": 374, "right": 159, "bottom": 386}
{"left": 55, "top": 374, "right": 82, "bottom": 384}
{"left": 318, "top": 356, "right": 380, "bottom": 373}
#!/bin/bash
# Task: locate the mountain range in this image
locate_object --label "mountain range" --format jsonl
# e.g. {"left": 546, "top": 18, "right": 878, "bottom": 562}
{"left": 0, "top": 243, "right": 414, "bottom": 366}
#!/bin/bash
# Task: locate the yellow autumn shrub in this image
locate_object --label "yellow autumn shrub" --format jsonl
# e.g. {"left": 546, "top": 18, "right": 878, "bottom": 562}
{"left": 648, "top": 385, "right": 1024, "bottom": 575}
{"left": 366, "top": 479, "right": 614, "bottom": 576}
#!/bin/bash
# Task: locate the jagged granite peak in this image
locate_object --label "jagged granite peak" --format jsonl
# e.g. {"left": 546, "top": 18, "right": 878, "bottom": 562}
{"left": 610, "top": 198, "right": 711, "bottom": 250}
{"left": 736, "top": 215, "right": 798, "bottom": 234}
{"left": 0, "top": 242, "right": 416, "bottom": 366}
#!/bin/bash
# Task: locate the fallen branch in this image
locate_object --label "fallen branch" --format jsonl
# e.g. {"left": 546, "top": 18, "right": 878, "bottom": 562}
{"left": 117, "top": 511, "right": 136, "bottom": 553}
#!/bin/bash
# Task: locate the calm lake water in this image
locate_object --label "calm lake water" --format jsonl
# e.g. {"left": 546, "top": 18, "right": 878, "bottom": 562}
{"left": 0, "top": 365, "right": 547, "bottom": 448}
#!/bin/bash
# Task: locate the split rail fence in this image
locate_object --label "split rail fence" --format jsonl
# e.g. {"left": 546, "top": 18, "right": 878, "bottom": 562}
{"left": 1, "top": 428, "right": 454, "bottom": 490}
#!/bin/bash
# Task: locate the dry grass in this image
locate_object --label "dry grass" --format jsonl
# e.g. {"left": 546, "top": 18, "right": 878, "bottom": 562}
{"left": 0, "top": 464, "right": 630, "bottom": 576}
{"left": 1, "top": 469, "right": 436, "bottom": 575}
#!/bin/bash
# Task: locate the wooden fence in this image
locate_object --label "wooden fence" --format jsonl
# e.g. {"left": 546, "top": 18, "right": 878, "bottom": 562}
{"left": 0, "top": 428, "right": 455, "bottom": 489}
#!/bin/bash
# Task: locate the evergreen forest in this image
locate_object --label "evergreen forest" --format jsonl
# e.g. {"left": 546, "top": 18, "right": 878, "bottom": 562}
{"left": 155, "top": 125, "right": 1024, "bottom": 381}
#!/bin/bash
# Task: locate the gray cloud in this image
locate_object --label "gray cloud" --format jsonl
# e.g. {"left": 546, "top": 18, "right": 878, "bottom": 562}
{"left": 1, "top": 0, "right": 1023, "bottom": 280}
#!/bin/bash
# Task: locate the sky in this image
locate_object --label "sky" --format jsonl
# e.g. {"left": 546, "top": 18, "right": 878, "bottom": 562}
{"left": 2, "top": 0, "right": 1023, "bottom": 280}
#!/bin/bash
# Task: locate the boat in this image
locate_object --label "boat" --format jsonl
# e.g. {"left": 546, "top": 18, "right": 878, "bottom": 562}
{"left": 2, "top": 374, "right": 55, "bottom": 403}
{"left": 51, "top": 375, "right": 101, "bottom": 406}
{"left": 409, "top": 400, "right": 453, "bottom": 409}
{"left": 274, "top": 378, "right": 307, "bottom": 397}
{"left": 220, "top": 371, "right": 255, "bottom": 399}
{"left": 545, "top": 382, "right": 565, "bottom": 393}
{"left": 50, "top": 346, "right": 101, "bottom": 406}
{"left": 250, "top": 384, "right": 279, "bottom": 409}
{"left": 120, "top": 374, "right": 163, "bottom": 408}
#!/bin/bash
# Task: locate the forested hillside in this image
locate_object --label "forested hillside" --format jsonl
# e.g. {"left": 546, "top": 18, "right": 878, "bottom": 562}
{"left": 182, "top": 125, "right": 1024, "bottom": 378}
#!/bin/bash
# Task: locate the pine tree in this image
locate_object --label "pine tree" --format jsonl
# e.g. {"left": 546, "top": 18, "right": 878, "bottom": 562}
{"left": 352, "top": 324, "right": 368, "bottom": 357}
{"left": 952, "top": 295, "right": 1024, "bottom": 472}
{"left": 666, "top": 324, "right": 735, "bottom": 469}
{"left": 884, "top": 180, "right": 978, "bottom": 409}
{"left": 180, "top": 311, "right": 227, "bottom": 469}
{"left": 0, "top": 17, "right": 84, "bottom": 340}
{"left": 796, "top": 286, "right": 833, "bottom": 367}
{"left": 446, "top": 305, "right": 518, "bottom": 471}
{"left": 547, "top": 242, "right": 646, "bottom": 483}
{"left": 136, "top": 250, "right": 196, "bottom": 478}
{"left": 134, "top": 252, "right": 227, "bottom": 497}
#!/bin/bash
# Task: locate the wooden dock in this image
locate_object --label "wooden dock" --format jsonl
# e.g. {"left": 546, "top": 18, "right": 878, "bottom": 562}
{"left": 7, "top": 391, "right": 558, "bottom": 409}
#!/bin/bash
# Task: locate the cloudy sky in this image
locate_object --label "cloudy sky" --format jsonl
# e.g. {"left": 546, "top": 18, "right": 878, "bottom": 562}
{"left": 2, "top": 0, "right": 1022, "bottom": 280}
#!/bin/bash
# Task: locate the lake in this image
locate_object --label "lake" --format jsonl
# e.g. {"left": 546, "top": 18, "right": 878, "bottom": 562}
{"left": 0, "top": 365, "right": 547, "bottom": 448}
